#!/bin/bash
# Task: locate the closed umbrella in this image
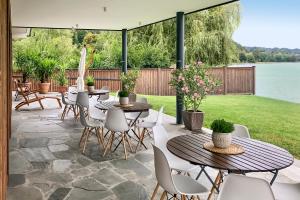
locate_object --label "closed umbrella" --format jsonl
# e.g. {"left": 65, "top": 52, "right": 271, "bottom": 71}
{"left": 76, "top": 47, "right": 86, "bottom": 92}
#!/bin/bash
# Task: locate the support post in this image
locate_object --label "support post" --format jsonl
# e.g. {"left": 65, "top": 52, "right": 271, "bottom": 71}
{"left": 122, "top": 29, "right": 127, "bottom": 73}
{"left": 176, "top": 12, "right": 184, "bottom": 124}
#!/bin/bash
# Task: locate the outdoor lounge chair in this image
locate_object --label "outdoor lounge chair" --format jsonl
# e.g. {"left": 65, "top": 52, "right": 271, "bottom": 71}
{"left": 15, "top": 83, "right": 62, "bottom": 111}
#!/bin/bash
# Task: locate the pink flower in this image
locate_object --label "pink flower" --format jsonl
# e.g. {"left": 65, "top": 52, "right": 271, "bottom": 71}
{"left": 198, "top": 79, "right": 205, "bottom": 85}
{"left": 193, "top": 93, "right": 200, "bottom": 98}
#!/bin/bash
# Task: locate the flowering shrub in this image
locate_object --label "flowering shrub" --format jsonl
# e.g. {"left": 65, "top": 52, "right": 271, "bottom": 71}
{"left": 120, "top": 69, "right": 140, "bottom": 93}
{"left": 169, "top": 63, "right": 221, "bottom": 112}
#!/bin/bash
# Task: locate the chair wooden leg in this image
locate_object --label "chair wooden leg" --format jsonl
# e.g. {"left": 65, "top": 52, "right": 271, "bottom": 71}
{"left": 160, "top": 191, "right": 167, "bottom": 200}
{"left": 61, "top": 105, "right": 68, "bottom": 120}
{"left": 95, "top": 128, "right": 103, "bottom": 151}
{"left": 207, "top": 171, "right": 222, "bottom": 200}
{"left": 122, "top": 133, "right": 128, "bottom": 160}
{"left": 103, "top": 132, "right": 113, "bottom": 157}
{"left": 38, "top": 99, "right": 44, "bottom": 109}
{"left": 151, "top": 183, "right": 159, "bottom": 200}
{"left": 82, "top": 128, "right": 91, "bottom": 153}
{"left": 134, "top": 128, "right": 146, "bottom": 152}
{"left": 109, "top": 132, "right": 115, "bottom": 152}
{"left": 124, "top": 133, "right": 133, "bottom": 153}
{"left": 79, "top": 127, "right": 87, "bottom": 147}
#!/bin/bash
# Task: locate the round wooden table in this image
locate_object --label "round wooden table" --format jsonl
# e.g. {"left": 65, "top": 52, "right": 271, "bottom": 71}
{"left": 167, "top": 134, "right": 294, "bottom": 185}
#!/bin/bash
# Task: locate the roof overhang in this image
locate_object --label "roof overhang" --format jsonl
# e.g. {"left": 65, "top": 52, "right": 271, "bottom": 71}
{"left": 11, "top": 0, "right": 239, "bottom": 31}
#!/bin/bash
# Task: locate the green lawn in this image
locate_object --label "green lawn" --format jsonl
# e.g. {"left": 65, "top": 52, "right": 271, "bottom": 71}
{"left": 141, "top": 94, "right": 300, "bottom": 159}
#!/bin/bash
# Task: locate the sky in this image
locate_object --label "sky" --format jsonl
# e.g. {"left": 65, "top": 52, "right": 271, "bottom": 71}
{"left": 233, "top": 0, "right": 300, "bottom": 49}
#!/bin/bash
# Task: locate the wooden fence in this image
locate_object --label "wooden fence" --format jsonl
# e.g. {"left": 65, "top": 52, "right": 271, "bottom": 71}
{"left": 12, "top": 66, "right": 255, "bottom": 96}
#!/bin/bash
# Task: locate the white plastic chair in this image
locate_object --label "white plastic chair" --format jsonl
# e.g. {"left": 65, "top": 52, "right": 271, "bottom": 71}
{"left": 103, "top": 108, "right": 133, "bottom": 160}
{"left": 272, "top": 182, "right": 300, "bottom": 200}
{"left": 232, "top": 124, "right": 251, "bottom": 138}
{"left": 152, "top": 144, "right": 208, "bottom": 199}
{"left": 126, "top": 97, "right": 149, "bottom": 121}
{"left": 98, "top": 86, "right": 110, "bottom": 102}
{"left": 217, "top": 174, "right": 275, "bottom": 200}
{"left": 135, "top": 106, "right": 164, "bottom": 152}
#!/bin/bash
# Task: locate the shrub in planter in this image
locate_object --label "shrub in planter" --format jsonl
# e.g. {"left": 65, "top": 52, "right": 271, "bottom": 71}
{"left": 211, "top": 119, "right": 234, "bottom": 148}
{"left": 120, "top": 69, "right": 140, "bottom": 102}
{"left": 14, "top": 49, "right": 35, "bottom": 83}
{"left": 169, "top": 62, "right": 221, "bottom": 131}
{"left": 55, "top": 68, "right": 68, "bottom": 93}
{"left": 85, "top": 76, "right": 95, "bottom": 92}
{"left": 118, "top": 90, "right": 129, "bottom": 105}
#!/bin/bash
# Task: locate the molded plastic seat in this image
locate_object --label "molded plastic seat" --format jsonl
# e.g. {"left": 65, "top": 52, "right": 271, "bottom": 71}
{"left": 126, "top": 97, "right": 149, "bottom": 120}
{"left": 98, "top": 86, "right": 110, "bottom": 102}
{"left": 272, "top": 182, "right": 300, "bottom": 200}
{"left": 217, "top": 174, "right": 275, "bottom": 200}
{"left": 232, "top": 124, "right": 251, "bottom": 138}
{"left": 152, "top": 144, "right": 208, "bottom": 199}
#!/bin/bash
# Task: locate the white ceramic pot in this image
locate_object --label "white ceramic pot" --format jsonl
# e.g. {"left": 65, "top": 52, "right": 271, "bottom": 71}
{"left": 119, "top": 97, "right": 129, "bottom": 105}
{"left": 212, "top": 132, "right": 232, "bottom": 148}
{"left": 87, "top": 86, "right": 94, "bottom": 92}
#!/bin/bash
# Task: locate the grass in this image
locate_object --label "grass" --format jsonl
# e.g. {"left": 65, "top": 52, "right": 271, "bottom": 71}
{"left": 141, "top": 94, "right": 300, "bottom": 159}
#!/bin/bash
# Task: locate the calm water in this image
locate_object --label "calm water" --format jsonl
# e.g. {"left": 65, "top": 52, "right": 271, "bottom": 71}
{"left": 255, "top": 63, "right": 300, "bottom": 103}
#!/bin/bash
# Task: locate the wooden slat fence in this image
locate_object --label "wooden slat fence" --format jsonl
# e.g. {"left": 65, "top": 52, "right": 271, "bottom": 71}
{"left": 12, "top": 66, "right": 255, "bottom": 96}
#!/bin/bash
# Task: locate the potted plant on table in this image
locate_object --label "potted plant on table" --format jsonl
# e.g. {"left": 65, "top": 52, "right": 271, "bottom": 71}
{"left": 118, "top": 90, "right": 129, "bottom": 105}
{"left": 120, "top": 69, "right": 140, "bottom": 102}
{"left": 170, "top": 62, "right": 220, "bottom": 131}
{"left": 86, "top": 76, "right": 95, "bottom": 92}
{"left": 34, "top": 57, "right": 58, "bottom": 94}
{"left": 55, "top": 67, "right": 68, "bottom": 93}
{"left": 211, "top": 119, "right": 234, "bottom": 148}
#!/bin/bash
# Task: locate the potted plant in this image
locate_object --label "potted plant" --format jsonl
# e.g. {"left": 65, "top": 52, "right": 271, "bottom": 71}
{"left": 211, "top": 119, "right": 234, "bottom": 148}
{"left": 120, "top": 69, "right": 140, "bottom": 102}
{"left": 14, "top": 48, "right": 34, "bottom": 89}
{"left": 118, "top": 90, "right": 129, "bottom": 105}
{"left": 55, "top": 67, "right": 68, "bottom": 93}
{"left": 34, "top": 57, "right": 58, "bottom": 94}
{"left": 170, "top": 62, "right": 220, "bottom": 131}
{"left": 86, "top": 76, "right": 95, "bottom": 92}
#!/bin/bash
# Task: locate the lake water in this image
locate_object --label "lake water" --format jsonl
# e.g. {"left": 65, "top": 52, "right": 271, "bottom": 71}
{"left": 255, "top": 63, "right": 300, "bottom": 103}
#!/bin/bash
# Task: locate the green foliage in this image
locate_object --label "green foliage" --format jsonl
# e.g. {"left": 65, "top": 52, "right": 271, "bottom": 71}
{"left": 210, "top": 119, "right": 234, "bottom": 133}
{"left": 35, "top": 58, "right": 58, "bottom": 83}
{"left": 120, "top": 70, "right": 140, "bottom": 93}
{"left": 169, "top": 63, "right": 221, "bottom": 111}
{"left": 85, "top": 76, "right": 95, "bottom": 86}
{"left": 118, "top": 90, "right": 129, "bottom": 97}
{"left": 55, "top": 67, "right": 68, "bottom": 86}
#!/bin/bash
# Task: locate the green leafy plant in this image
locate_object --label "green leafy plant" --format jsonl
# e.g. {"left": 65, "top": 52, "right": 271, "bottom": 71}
{"left": 14, "top": 48, "right": 35, "bottom": 83}
{"left": 85, "top": 76, "right": 94, "bottom": 86}
{"left": 211, "top": 119, "right": 234, "bottom": 133}
{"left": 34, "top": 58, "right": 58, "bottom": 83}
{"left": 120, "top": 69, "right": 140, "bottom": 93}
{"left": 118, "top": 90, "right": 129, "bottom": 97}
{"left": 169, "top": 62, "right": 221, "bottom": 112}
{"left": 55, "top": 67, "right": 68, "bottom": 86}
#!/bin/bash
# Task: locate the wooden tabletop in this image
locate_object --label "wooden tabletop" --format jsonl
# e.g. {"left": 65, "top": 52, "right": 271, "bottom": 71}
{"left": 95, "top": 101, "right": 151, "bottom": 113}
{"left": 167, "top": 134, "right": 294, "bottom": 173}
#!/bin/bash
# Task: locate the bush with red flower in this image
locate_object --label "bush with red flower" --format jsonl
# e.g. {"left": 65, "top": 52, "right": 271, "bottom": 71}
{"left": 169, "top": 62, "right": 221, "bottom": 112}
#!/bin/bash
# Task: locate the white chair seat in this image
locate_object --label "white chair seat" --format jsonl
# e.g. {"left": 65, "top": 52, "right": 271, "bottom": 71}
{"left": 65, "top": 98, "right": 76, "bottom": 105}
{"left": 173, "top": 174, "right": 208, "bottom": 195}
{"left": 90, "top": 108, "right": 106, "bottom": 121}
{"left": 136, "top": 121, "right": 156, "bottom": 129}
{"left": 272, "top": 183, "right": 300, "bottom": 200}
{"left": 86, "top": 118, "right": 103, "bottom": 128}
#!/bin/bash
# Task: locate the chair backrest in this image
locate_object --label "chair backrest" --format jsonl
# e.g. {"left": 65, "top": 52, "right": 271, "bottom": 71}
{"left": 153, "top": 124, "right": 169, "bottom": 151}
{"left": 114, "top": 90, "right": 120, "bottom": 101}
{"left": 61, "top": 92, "right": 68, "bottom": 105}
{"left": 68, "top": 86, "right": 77, "bottom": 102}
{"left": 78, "top": 105, "right": 89, "bottom": 127}
{"left": 156, "top": 106, "right": 164, "bottom": 125}
{"left": 127, "top": 97, "right": 149, "bottom": 119}
{"left": 105, "top": 108, "right": 129, "bottom": 132}
{"left": 152, "top": 144, "right": 178, "bottom": 194}
{"left": 76, "top": 91, "right": 89, "bottom": 108}
{"left": 217, "top": 174, "right": 275, "bottom": 200}
{"left": 232, "top": 124, "right": 250, "bottom": 138}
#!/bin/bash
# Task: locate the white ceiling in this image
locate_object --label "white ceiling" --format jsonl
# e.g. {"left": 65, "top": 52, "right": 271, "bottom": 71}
{"left": 11, "top": 0, "right": 237, "bottom": 30}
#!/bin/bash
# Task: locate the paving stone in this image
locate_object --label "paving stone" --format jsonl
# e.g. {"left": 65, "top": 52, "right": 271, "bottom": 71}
{"left": 112, "top": 181, "right": 148, "bottom": 200}
{"left": 72, "top": 177, "right": 107, "bottom": 191}
{"left": 111, "top": 158, "right": 152, "bottom": 177}
{"left": 135, "top": 153, "right": 154, "bottom": 163}
{"left": 7, "top": 186, "right": 43, "bottom": 200}
{"left": 8, "top": 174, "right": 25, "bottom": 187}
{"left": 49, "top": 144, "right": 69, "bottom": 152}
{"left": 20, "top": 147, "right": 56, "bottom": 162}
{"left": 53, "top": 160, "right": 72, "bottom": 172}
{"left": 48, "top": 187, "right": 71, "bottom": 200}
{"left": 32, "top": 183, "right": 51, "bottom": 193}
{"left": 92, "top": 168, "right": 125, "bottom": 186}
{"left": 77, "top": 155, "right": 93, "bottom": 167}
{"left": 9, "top": 151, "right": 31, "bottom": 174}
{"left": 19, "top": 137, "right": 49, "bottom": 148}
{"left": 27, "top": 171, "right": 73, "bottom": 185}
{"left": 9, "top": 137, "right": 19, "bottom": 150}
{"left": 70, "top": 168, "right": 91, "bottom": 177}
{"left": 48, "top": 138, "right": 68, "bottom": 145}
{"left": 31, "top": 161, "right": 50, "bottom": 170}
{"left": 53, "top": 149, "right": 77, "bottom": 160}
{"left": 67, "top": 188, "right": 112, "bottom": 200}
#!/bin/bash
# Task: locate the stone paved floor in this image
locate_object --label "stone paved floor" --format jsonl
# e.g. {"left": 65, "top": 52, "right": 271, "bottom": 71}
{"left": 8, "top": 93, "right": 300, "bottom": 200}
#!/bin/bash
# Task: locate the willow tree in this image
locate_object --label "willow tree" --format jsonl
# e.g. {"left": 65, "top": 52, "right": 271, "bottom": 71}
{"left": 185, "top": 2, "right": 240, "bottom": 66}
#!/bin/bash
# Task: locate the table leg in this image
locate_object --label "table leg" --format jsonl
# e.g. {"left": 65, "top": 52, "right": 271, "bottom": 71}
{"left": 270, "top": 170, "right": 278, "bottom": 185}
{"left": 197, "top": 166, "right": 220, "bottom": 193}
{"left": 128, "top": 112, "right": 147, "bottom": 149}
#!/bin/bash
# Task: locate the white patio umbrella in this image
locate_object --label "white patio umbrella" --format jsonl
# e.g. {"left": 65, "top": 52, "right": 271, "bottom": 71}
{"left": 76, "top": 47, "right": 87, "bottom": 92}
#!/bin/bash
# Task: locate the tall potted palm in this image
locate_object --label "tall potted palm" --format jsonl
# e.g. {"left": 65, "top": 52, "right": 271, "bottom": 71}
{"left": 35, "top": 58, "right": 58, "bottom": 94}
{"left": 170, "top": 62, "right": 220, "bottom": 131}
{"left": 14, "top": 48, "right": 34, "bottom": 85}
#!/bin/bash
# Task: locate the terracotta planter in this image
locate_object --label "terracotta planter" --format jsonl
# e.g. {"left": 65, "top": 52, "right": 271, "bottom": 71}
{"left": 128, "top": 93, "right": 137, "bottom": 103}
{"left": 182, "top": 110, "right": 204, "bottom": 131}
{"left": 38, "top": 82, "right": 50, "bottom": 94}
{"left": 119, "top": 97, "right": 129, "bottom": 105}
{"left": 57, "top": 86, "right": 68, "bottom": 93}
{"left": 87, "top": 86, "right": 94, "bottom": 92}
{"left": 212, "top": 132, "right": 232, "bottom": 148}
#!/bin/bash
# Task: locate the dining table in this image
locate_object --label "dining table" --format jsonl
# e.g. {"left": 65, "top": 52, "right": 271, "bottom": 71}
{"left": 167, "top": 133, "right": 294, "bottom": 199}
{"left": 71, "top": 89, "right": 110, "bottom": 100}
{"left": 95, "top": 101, "right": 151, "bottom": 149}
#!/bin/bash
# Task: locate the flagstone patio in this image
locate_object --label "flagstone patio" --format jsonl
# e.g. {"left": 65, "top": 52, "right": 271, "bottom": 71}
{"left": 8, "top": 93, "right": 300, "bottom": 200}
